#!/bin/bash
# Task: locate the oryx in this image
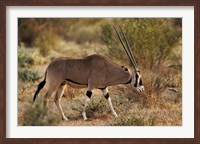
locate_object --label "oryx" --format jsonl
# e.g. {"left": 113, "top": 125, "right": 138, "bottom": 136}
{"left": 33, "top": 27, "right": 144, "bottom": 121}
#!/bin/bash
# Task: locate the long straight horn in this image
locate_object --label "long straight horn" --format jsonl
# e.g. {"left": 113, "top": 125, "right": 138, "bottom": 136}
{"left": 119, "top": 26, "right": 138, "bottom": 69}
{"left": 113, "top": 26, "right": 137, "bottom": 71}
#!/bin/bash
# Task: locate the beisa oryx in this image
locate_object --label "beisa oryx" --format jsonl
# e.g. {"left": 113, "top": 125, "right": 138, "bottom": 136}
{"left": 33, "top": 26, "right": 144, "bottom": 121}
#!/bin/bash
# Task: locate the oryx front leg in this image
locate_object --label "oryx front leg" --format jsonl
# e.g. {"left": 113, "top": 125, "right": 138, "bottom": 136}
{"left": 82, "top": 90, "right": 92, "bottom": 121}
{"left": 55, "top": 84, "right": 68, "bottom": 121}
{"left": 102, "top": 88, "right": 118, "bottom": 117}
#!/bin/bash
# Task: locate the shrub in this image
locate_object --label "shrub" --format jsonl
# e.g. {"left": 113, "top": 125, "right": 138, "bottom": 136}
{"left": 121, "top": 68, "right": 182, "bottom": 109}
{"left": 87, "top": 96, "right": 109, "bottom": 117}
{"left": 18, "top": 69, "right": 42, "bottom": 81}
{"left": 18, "top": 48, "right": 45, "bottom": 68}
{"left": 33, "top": 30, "right": 65, "bottom": 56}
{"left": 111, "top": 114, "right": 156, "bottom": 126}
{"left": 73, "top": 27, "right": 100, "bottom": 44}
{"left": 18, "top": 18, "right": 70, "bottom": 47}
{"left": 101, "top": 18, "right": 182, "bottom": 69}
{"left": 70, "top": 96, "right": 109, "bottom": 118}
{"left": 23, "top": 99, "right": 60, "bottom": 126}
{"left": 70, "top": 98, "right": 84, "bottom": 114}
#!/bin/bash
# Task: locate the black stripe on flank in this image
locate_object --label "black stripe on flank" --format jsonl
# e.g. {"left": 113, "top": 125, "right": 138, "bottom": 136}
{"left": 65, "top": 79, "right": 86, "bottom": 85}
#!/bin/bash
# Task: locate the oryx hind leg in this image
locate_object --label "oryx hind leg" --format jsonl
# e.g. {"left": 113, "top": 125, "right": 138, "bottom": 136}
{"left": 44, "top": 89, "right": 56, "bottom": 107}
{"left": 43, "top": 81, "right": 60, "bottom": 107}
{"left": 54, "top": 84, "right": 68, "bottom": 121}
{"left": 102, "top": 88, "right": 118, "bottom": 117}
{"left": 82, "top": 88, "right": 93, "bottom": 121}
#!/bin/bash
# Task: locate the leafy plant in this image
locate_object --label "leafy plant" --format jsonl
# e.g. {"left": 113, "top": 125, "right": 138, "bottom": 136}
{"left": 111, "top": 114, "right": 156, "bottom": 126}
{"left": 18, "top": 48, "right": 45, "bottom": 68}
{"left": 101, "top": 18, "right": 182, "bottom": 69}
{"left": 23, "top": 99, "right": 60, "bottom": 126}
{"left": 33, "top": 30, "right": 64, "bottom": 56}
{"left": 18, "top": 69, "right": 42, "bottom": 81}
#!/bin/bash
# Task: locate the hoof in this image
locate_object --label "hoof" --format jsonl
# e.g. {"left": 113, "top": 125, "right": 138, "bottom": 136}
{"left": 82, "top": 112, "right": 88, "bottom": 121}
{"left": 83, "top": 116, "right": 88, "bottom": 121}
{"left": 112, "top": 112, "right": 118, "bottom": 118}
{"left": 62, "top": 117, "right": 69, "bottom": 121}
{"left": 83, "top": 118, "right": 88, "bottom": 121}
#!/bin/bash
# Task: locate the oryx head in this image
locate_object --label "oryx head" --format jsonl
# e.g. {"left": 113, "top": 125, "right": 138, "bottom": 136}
{"left": 114, "top": 26, "right": 144, "bottom": 92}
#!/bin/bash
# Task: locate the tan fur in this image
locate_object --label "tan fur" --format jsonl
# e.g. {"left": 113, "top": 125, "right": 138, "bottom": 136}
{"left": 35, "top": 54, "right": 133, "bottom": 121}
{"left": 45, "top": 54, "right": 131, "bottom": 90}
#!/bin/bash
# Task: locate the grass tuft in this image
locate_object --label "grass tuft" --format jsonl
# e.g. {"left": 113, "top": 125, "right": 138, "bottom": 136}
{"left": 23, "top": 99, "right": 60, "bottom": 126}
{"left": 18, "top": 69, "right": 42, "bottom": 81}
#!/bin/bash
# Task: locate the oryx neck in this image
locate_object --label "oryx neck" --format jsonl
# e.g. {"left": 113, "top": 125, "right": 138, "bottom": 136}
{"left": 125, "top": 77, "right": 132, "bottom": 84}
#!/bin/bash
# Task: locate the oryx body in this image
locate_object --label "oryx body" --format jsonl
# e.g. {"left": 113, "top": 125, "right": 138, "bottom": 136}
{"left": 33, "top": 27, "right": 144, "bottom": 121}
{"left": 47, "top": 54, "right": 132, "bottom": 90}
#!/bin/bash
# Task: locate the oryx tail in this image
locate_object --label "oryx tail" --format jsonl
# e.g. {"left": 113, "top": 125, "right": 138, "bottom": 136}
{"left": 33, "top": 71, "right": 47, "bottom": 102}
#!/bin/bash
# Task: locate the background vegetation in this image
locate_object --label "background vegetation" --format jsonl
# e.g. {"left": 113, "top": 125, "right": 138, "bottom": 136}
{"left": 18, "top": 18, "right": 182, "bottom": 126}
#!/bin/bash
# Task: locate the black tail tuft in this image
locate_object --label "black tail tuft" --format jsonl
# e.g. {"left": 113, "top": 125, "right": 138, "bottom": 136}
{"left": 33, "top": 79, "right": 46, "bottom": 102}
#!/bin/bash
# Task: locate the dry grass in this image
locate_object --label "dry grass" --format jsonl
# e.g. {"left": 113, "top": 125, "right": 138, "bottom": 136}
{"left": 18, "top": 21, "right": 182, "bottom": 126}
{"left": 18, "top": 62, "right": 182, "bottom": 126}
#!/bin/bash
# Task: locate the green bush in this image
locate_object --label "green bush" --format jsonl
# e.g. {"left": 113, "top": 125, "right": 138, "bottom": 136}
{"left": 101, "top": 18, "right": 182, "bottom": 69}
{"left": 33, "top": 30, "right": 65, "bottom": 56}
{"left": 18, "top": 69, "right": 42, "bottom": 81}
{"left": 70, "top": 96, "right": 110, "bottom": 118}
{"left": 23, "top": 99, "right": 60, "bottom": 126}
{"left": 18, "top": 48, "right": 45, "bottom": 68}
{"left": 111, "top": 114, "right": 156, "bottom": 126}
{"left": 70, "top": 98, "right": 84, "bottom": 113}
{"left": 18, "top": 18, "right": 70, "bottom": 47}
{"left": 87, "top": 97, "right": 109, "bottom": 117}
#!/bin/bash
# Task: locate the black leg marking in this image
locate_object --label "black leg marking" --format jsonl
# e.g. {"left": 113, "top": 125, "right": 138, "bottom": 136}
{"left": 104, "top": 93, "right": 109, "bottom": 99}
{"left": 86, "top": 91, "right": 92, "bottom": 98}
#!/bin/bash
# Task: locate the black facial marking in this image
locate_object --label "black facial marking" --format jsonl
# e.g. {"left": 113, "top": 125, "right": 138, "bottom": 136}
{"left": 134, "top": 73, "right": 139, "bottom": 87}
{"left": 139, "top": 79, "right": 143, "bottom": 85}
{"left": 86, "top": 91, "right": 92, "bottom": 98}
{"left": 104, "top": 93, "right": 109, "bottom": 99}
